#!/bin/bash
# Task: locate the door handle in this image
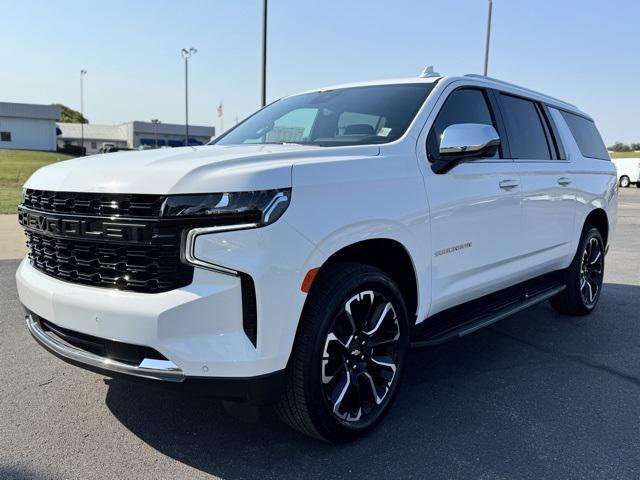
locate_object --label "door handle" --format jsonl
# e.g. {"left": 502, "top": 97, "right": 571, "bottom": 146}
{"left": 499, "top": 179, "right": 519, "bottom": 190}
{"left": 557, "top": 177, "right": 572, "bottom": 186}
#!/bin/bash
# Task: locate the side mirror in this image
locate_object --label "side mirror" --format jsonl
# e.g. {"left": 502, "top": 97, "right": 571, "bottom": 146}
{"left": 431, "top": 123, "right": 500, "bottom": 174}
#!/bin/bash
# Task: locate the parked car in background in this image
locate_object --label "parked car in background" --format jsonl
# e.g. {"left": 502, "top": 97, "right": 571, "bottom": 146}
{"left": 612, "top": 157, "right": 640, "bottom": 187}
{"left": 16, "top": 73, "right": 617, "bottom": 442}
{"left": 99, "top": 145, "right": 134, "bottom": 154}
{"left": 98, "top": 142, "right": 117, "bottom": 153}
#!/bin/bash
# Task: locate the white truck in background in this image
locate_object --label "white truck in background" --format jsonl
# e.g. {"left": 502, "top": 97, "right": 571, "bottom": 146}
{"left": 612, "top": 157, "right": 640, "bottom": 187}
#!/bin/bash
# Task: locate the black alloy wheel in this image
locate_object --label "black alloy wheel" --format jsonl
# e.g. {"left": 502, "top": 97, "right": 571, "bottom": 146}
{"left": 276, "top": 262, "right": 409, "bottom": 442}
{"left": 321, "top": 290, "right": 401, "bottom": 424}
{"left": 579, "top": 236, "right": 604, "bottom": 308}
{"left": 551, "top": 225, "right": 605, "bottom": 315}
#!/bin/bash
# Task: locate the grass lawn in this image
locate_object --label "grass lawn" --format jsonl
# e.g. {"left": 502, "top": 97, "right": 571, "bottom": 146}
{"left": 609, "top": 151, "right": 640, "bottom": 159}
{"left": 0, "top": 149, "right": 76, "bottom": 214}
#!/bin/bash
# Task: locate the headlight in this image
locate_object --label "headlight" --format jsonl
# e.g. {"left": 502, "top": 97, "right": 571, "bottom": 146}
{"left": 161, "top": 188, "right": 291, "bottom": 228}
{"left": 176, "top": 189, "right": 291, "bottom": 275}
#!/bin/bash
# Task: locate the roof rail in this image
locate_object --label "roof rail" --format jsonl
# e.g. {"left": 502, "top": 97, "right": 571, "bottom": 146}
{"left": 464, "top": 74, "right": 578, "bottom": 110}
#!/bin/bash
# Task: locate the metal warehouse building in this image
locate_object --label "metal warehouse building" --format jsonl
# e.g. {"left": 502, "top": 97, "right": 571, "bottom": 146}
{"left": 0, "top": 102, "right": 61, "bottom": 151}
{"left": 57, "top": 121, "right": 215, "bottom": 155}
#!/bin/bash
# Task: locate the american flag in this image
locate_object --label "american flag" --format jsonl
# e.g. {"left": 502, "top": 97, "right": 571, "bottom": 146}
{"left": 217, "top": 102, "right": 223, "bottom": 118}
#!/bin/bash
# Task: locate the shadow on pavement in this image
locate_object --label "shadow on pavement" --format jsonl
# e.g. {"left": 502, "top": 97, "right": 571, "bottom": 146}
{"left": 104, "top": 283, "right": 640, "bottom": 479}
{"left": 0, "top": 465, "right": 51, "bottom": 480}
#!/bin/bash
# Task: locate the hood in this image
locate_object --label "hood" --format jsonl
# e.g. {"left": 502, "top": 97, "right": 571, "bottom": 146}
{"left": 24, "top": 144, "right": 380, "bottom": 194}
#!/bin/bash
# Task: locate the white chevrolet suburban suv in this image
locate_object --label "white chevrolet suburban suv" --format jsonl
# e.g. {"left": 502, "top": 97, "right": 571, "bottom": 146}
{"left": 16, "top": 74, "right": 617, "bottom": 442}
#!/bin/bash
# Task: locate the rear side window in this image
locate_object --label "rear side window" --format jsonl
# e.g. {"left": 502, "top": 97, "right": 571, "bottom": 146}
{"left": 499, "top": 94, "right": 551, "bottom": 160}
{"left": 560, "top": 111, "right": 609, "bottom": 160}
{"left": 428, "top": 88, "right": 498, "bottom": 159}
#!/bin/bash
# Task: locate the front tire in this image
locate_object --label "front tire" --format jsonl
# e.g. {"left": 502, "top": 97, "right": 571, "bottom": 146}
{"left": 276, "top": 262, "right": 409, "bottom": 442}
{"left": 619, "top": 176, "right": 630, "bottom": 188}
{"left": 551, "top": 225, "right": 604, "bottom": 316}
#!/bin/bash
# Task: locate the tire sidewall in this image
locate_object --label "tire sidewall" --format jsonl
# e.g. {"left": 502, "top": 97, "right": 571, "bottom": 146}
{"left": 303, "top": 267, "right": 409, "bottom": 442}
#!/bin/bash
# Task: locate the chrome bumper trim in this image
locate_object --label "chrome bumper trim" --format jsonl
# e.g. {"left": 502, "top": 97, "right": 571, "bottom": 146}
{"left": 26, "top": 314, "right": 185, "bottom": 382}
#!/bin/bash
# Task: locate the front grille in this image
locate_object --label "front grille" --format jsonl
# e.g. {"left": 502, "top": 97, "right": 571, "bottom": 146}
{"left": 19, "top": 190, "right": 195, "bottom": 293}
{"left": 25, "top": 230, "right": 193, "bottom": 293}
{"left": 22, "top": 189, "right": 166, "bottom": 217}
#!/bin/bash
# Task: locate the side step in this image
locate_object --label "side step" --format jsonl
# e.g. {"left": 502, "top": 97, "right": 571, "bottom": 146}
{"left": 411, "top": 284, "right": 565, "bottom": 348}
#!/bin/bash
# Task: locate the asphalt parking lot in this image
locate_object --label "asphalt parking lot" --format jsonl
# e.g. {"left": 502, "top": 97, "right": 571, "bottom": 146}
{"left": 1, "top": 188, "right": 639, "bottom": 480}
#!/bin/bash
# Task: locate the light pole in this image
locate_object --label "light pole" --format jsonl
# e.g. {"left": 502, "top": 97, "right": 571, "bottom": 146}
{"left": 181, "top": 47, "right": 197, "bottom": 146}
{"left": 483, "top": 0, "right": 493, "bottom": 76}
{"left": 151, "top": 119, "right": 161, "bottom": 148}
{"left": 261, "top": 0, "right": 267, "bottom": 107}
{"left": 80, "top": 69, "right": 87, "bottom": 154}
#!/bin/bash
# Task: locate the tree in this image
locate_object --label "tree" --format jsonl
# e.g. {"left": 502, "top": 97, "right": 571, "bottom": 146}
{"left": 608, "top": 142, "right": 635, "bottom": 152}
{"left": 55, "top": 103, "right": 88, "bottom": 124}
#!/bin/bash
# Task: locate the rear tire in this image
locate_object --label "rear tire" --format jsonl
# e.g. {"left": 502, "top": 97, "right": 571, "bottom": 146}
{"left": 275, "top": 262, "right": 409, "bottom": 442}
{"left": 551, "top": 225, "right": 604, "bottom": 316}
{"left": 619, "top": 176, "right": 630, "bottom": 188}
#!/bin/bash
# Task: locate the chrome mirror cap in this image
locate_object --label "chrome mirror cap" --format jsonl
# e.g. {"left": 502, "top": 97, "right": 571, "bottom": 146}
{"left": 439, "top": 123, "right": 500, "bottom": 156}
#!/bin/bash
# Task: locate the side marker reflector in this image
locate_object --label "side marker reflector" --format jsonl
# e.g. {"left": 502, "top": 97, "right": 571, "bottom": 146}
{"left": 301, "top": 268, "right": 320, "bottom": 293}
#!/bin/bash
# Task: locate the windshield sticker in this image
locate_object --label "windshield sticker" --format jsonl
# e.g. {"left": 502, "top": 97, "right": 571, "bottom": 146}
{"left": 378, "top": 127, "right": 392, "bottom": 137}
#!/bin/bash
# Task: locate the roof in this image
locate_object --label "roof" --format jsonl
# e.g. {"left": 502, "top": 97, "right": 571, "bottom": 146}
{"left": 57, "top": 123, "right": 127, "bottom": 141}
{"left": 290, "top": 74, "right": 586, "bottom": 117}
{"left": 0, "top": 102, "right": 60, "bottom": 120}
{"left": 462, "top": 74, "right": 580, "bottom": 112}
{"left": 292, "top": 76, "right": 441, "bottom": 96}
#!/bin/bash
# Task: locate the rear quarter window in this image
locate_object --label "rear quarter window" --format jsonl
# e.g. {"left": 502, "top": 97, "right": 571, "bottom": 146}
{"left": 560, "top": 111, "right": 610, "bottom": 160}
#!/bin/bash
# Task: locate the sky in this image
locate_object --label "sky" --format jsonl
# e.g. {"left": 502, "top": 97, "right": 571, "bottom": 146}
{"left": 1, "top": 0, "right": 639, "bottom": 144}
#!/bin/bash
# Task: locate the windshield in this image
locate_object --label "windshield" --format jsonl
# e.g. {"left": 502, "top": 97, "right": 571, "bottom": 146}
{"left": 213, "top": 83, "right": 434, "bottom": 147}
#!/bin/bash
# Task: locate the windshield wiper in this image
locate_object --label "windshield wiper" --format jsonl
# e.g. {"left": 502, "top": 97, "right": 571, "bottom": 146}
{"left": 262, "top": 141, "right": 322, "bottom": 147}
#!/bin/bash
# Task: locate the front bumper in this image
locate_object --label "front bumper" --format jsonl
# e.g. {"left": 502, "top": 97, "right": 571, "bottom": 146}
{"left": 16, "top": 216, "right": 316, "bottom": 402}
{"left": 26, "top": 311, "right": 184, "bottom": 382}
{"left": 25, "top": 310, "right": 285, "bottom": 404}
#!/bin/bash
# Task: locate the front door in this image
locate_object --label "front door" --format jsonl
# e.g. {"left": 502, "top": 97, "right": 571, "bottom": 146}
{"left": 418, "top": 86, "right": 525, "bottom": 316}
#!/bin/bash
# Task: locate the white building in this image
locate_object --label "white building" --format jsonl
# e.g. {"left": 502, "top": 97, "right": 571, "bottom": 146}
{"left": 57, "top": 121, "right": 215, "bottom": 155}
{"left": 0, "top": 102, "right": 61, "bottom": 151}
{"left": 57, "top": 123, "right": 128, "bottom": 154}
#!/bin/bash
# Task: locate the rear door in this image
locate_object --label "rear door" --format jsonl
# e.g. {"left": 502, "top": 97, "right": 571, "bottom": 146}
{"left": 496, "top": 93, "right": 576, "bottom": 275}
{"left": 419, "top": 86, "right": 526, "bottom": 315}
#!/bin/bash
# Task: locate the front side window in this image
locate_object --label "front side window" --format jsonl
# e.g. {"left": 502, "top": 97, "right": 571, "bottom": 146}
{"left": 499, "top": 94, "right": 552, "bottom": 160}
{"left": 214, "top": 84, "right": 434, "bottom": 147}
{"left": 428, "top": 88, "right": 498, "bottom": 159}
{"left": 559, "top": 110, "right": 609, "bottom": 160}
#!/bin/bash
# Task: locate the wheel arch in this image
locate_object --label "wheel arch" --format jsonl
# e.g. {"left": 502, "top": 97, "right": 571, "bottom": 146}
{"left": 584, "top": 208, "right": 609, "bottom": 246}
{"left": 308, "top": 238, "right": 420, "bottom": 324}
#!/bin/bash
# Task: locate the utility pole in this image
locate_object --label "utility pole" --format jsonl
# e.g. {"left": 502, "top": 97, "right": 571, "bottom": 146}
{"left": 181, "top": 47, "right": 197, "bottom": 146}
{"left": 483, "top": 0, "right": 493, "bottom": 76}
{"left": 80, "top": 69, "right": 87, "bottom": 154}
{"left": 261, "top": 0, "right": 267, "bottom": 107}
{"left": 151, "top": 119, "right": 160, "bottom": 148}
